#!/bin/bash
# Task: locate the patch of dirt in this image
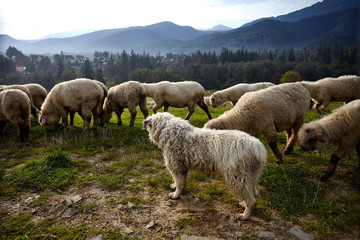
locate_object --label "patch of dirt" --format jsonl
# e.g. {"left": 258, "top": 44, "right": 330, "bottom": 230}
{"left": 1, "top": 153, "right": 358, "bottom": 240}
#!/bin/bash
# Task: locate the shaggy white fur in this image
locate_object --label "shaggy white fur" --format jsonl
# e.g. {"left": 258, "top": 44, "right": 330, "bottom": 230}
{"left": 143, "top": 112, "right": 267, "bottom": 220}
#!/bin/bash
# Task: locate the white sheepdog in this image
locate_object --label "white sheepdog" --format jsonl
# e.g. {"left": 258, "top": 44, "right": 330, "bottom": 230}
{"left": 143, "top": 112, "right": 267, "bottom": 220}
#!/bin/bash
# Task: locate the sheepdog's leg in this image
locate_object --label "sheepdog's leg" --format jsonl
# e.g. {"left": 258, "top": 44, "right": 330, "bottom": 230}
{"left": 139, "top": 96, "right": 149, "bottom": 119}
{"left": 196, "top": 99, "right": 212, "bottom": 120}
{"left": 114, "top": 107, "right": 124, "bottom": 126}
{"left": 128, "top": 104, "right": 137, "bottom": 127}
{"left": 185, "top": 104, "right": 196, "bottom": 120}
{"left": 168, "top": 170, "right": 187, "bottom": 199}
{"left": 166, "top": 160, "right": 188, "bottom": 199}
{"left": 232, "top": 179, "right": 257, "bottom": 220}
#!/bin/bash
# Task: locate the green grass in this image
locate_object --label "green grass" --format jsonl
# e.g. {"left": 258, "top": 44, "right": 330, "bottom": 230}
{"left": 0, "top": 101, "right": 359, "bottom": 239}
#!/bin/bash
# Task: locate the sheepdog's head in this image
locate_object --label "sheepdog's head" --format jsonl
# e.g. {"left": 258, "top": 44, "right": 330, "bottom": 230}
{"left": 210, "top": 92, "right": 223, "bottom": 108}
{"left": 298, "top": 123, "right": 329, "bottom": 151}
{"left": 143, "top": 112, "right": 192, "bottom": 147}
{"left": 39, "top": 111, "right": 60, "bottom": 131}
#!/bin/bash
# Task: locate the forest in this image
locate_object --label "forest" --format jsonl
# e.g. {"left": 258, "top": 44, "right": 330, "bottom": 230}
{"left": 1, "top": 44, "right": 359, "bottom": 90}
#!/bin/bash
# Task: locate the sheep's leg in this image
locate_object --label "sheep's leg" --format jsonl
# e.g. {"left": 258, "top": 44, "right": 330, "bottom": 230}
{"left": 31, "top": 107, "right": 38, "bottom": 119}
{"left": 320, "top": 100, "right": 330, "bottom": 117}
{"left": 152, "top": 100, "right": 164, "bottom": 114}
{"left": 69, "top": 112, "right": 75, "bottom": 125}
{"left": 197, "top": 99, "right": 212, "bottom": 120}
{"left": 185, "top": 105, "right": 195, "bottom": 120}
{"left": 115, "top": 107, "right": 124, "bottom": 126}
{"left": 320, "top": 143, "right": 351, "bottom": 181}
{"left": 0, "top": 122, "right": 6, "bottom": 139}
{"left": 163, "top": 103, "right": 169, "bottom": 112}
{"left": 139, "top": 96, "right": 149, "bottom": 119}
{"left": 128, "top": 105, "right": 137, "bottom": 127}
{"left": 268, "top": 142, "right": 283, "bottom": 164}
{"left": 284, "top": 121, "right": 302, "bottom": 155}
{"left": 356, "top": 142, "right": 360, "bottom": 171}
{"left": 61, "top": 112, "right": 69, "bottom": 130}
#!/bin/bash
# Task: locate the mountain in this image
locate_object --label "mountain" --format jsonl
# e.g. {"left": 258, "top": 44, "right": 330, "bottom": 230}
{"left": 205, "top": 25, "right": 233, "bottom": 32}
{"left": 39, "top": 29, "right": 99, "bottom": 39}
{"left": 242, "top": 0, "right": 360, "bottom": 27}
{"left": 170, "top": 7, "right": 360, "bottom": 53}
{"left": 0, "top": 0, "right": 359, "bottom": 55}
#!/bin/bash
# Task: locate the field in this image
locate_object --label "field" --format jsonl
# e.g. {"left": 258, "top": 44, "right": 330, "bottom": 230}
{"left": 0, "top": 100, "right": 359, "bottom": 240}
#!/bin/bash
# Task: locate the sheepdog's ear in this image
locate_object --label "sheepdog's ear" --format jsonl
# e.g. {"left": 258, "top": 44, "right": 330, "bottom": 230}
{"left": 143, "top": 118, "right": 151, "bottom": 129}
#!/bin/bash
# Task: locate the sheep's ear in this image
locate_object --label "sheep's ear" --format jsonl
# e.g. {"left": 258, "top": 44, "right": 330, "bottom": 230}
{"left": 143, "top": 119, "right": 151, "bottom": 129}
{"left": 40, "top": 115, "right": 47, "bottom": 125}
{"left": 315, "top": 132, "right": 325, "bottom": 143}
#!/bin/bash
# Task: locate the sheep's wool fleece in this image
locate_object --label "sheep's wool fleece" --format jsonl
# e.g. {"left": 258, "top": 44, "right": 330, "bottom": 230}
{"left": 144, "top": 112, "right": 267, "bottom": 193}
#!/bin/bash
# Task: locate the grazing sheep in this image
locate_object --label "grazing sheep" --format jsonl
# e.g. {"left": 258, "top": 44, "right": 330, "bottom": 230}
{"left": 210, "top": 82, "right": 275, "bottom": 108}
{"left": 103, "top": 81, "right": 148, "bottom": 127}
{"left": 69, "top": 80, "right": 108, "bottom": 126}
{"left": 300, "top": 75, "right": 360, "bottom": 117}
{"left": 23, "top": 83, "right": 47, "bottom": 118}
{"left": 205, "top": 83, "right": 311, "bottom": 164}
{"left": 143, "top": 112, "right": 267, "bottom": 220}
{"left": 39, "top": 78, "right": 104, "bottom": 131}
{"left": 298, "top": 99, "right": 360, "bottom": 182}
{"left": 204, "top": 96, "right": 227, "bottom": 108}
{"left": 143, "top": 81, "right": 212, "bottom": 120}
{"left": 0, "top": 89, "right": 31, "bottom": 142}
{"left": 0, "top": 85, "right": 36, "bottom": 118}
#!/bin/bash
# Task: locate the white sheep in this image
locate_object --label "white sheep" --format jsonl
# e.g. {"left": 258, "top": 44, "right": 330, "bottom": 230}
{"left": 298, "top": 99, "right": 360, "bottom": 182}
{"left": 143, "top": 81, "right": 212, "bottom": 120}
{"left": 23, "top": 83, "right": 47, "bottom": 118}
{"left": 0, "top": 89, "right": 31, "bottom": 142}
{"left": 143, "top": 112, "right": 267, "bottom": 220}
{"left": 103, "top": 81, "right": 148, "bottom": 127}
{"left": 300, "top": 75, "right": 360, "bottom": 117}
{"left": 204, "top": 83, "right": 312, "bottom": 164}
{"left": 210, "top": 82, "right": 275, "bottom": 108}
{"left": 39, "top": 78, "right": 104, "bottom": 131}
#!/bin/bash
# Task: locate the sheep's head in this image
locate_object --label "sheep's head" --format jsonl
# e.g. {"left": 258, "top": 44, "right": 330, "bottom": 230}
{"left": 298, "top": 124, "right": 329, "bottom": 151}
{"left": 204, "top": 119, "right": 226, "bottom": 130}
{"left": 210, "top": 93, "right": 223, "bottom": 108}
{"left": 39, "top": 112, "right": 60, "bottom": 131}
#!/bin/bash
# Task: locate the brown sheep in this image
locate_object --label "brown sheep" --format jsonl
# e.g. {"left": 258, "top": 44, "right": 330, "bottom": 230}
{"left": 298, "top": 99, "right": 360, "bottom": 182}
{"left": 39, "top": 78, "right": 104, "bottom": 131}
{"left": 204, "top": 83, "right": 312, "bottom": 164}
{"left": 0, "top": 89, "right": 31, "bottom": 142}
{"left": 0, "top": 85, "right": 36, "bottom": 117}
{"left": 23, "top": 83, "right": 47, "bottom": 118}
{"left": 103, "top": 81, "right": 148, "bottom": 127}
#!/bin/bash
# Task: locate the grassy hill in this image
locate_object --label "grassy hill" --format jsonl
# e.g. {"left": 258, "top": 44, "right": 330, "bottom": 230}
{"left": 0, "top": 101, "right": 359, "bottom": 239}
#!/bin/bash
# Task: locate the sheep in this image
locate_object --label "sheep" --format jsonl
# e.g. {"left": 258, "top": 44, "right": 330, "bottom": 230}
{"left": 39, "top": 78, "right": 104, "bottom": 131}
{"left": 0, "top": 85, "right": 36, "bottom": 118}
{"left": 0, "top": 89, "right": 31, "bottom": 142}
{"left": 143, "top": 112, "right": 267, "bottom": 220}
{"left": 204, "top": 82, "right": 312, "bottom": 164}
{"left": 210, "top": 82, "right": 275, "bottom": 108}
{"left": 23, "top": 83, "right": 47, "bottom": 118}
{"left": 69, "top": 80, "right": 108, "bottom": 126}
{"left": 204, "top": 96, "right": 227, "bottom": 108}
{"left": 300, "top": 75, "right": 360, "bottom": 117}
{"left": 298, "top": 99, "right": 360, "bottom": 182}
{"left": 142, "top": 81, "right": 212, "bottom": 120}
{"left": 103, "top": 81, "right": 148, "bottom": 127}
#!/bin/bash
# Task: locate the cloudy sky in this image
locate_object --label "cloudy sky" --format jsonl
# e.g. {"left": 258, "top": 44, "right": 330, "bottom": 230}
{"left": 0, "top": 0, "right": 322, "bottom": 39}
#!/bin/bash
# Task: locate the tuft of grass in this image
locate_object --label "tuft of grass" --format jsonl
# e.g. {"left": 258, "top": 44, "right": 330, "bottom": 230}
{"left": 176, "top": 216, "right": 200, "bottom": 230}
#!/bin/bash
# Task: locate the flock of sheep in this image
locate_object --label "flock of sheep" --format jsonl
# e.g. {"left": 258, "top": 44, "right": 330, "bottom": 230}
{"left": 0, "top": 75, "right": 359, "bottom": 220}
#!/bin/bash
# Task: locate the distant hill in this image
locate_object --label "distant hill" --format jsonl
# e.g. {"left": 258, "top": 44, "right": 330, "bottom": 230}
{"left": 205, "top": 25, "right": 233, "bottom": 32}
{"left": 171, "top": 7, "right": 360, "bottom": 53}
{"left": 242, "top": 0, "right": 360, "bottom": 27}
{"left": 0, "top": 0, "right": 359, "bottom": 55}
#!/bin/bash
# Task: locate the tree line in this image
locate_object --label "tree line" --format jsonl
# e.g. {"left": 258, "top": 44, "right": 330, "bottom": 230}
{"left": 1, "top": 44, "right": 359, "bottom": 90}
